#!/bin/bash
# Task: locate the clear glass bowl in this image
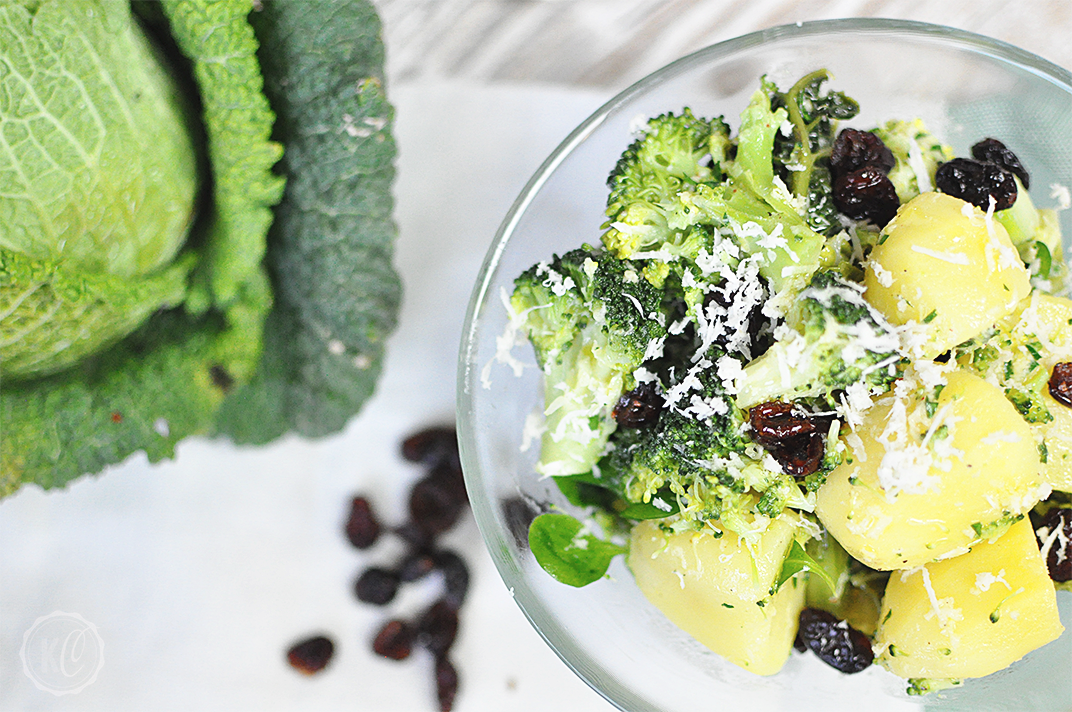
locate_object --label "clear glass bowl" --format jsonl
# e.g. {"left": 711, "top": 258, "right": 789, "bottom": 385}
{"left": 458, "top": 18, "right": 1072, "bottom": 712}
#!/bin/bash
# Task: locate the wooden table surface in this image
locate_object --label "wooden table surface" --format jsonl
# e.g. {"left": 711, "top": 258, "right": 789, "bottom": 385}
{"left": 375, "top": 0, "right": 1071, "bottom": 89}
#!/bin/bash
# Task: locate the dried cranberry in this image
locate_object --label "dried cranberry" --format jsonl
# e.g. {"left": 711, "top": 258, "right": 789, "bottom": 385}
{"left": 797, "top": 608, "right": 873, "bottom": 673}
{"left": 971, "top": 138, "right": 1030, "bottom": 189}
{"left": 401, "top": 426, "right": 459, "bottom": 468}
{"left": 354, "top": 566, "right": 400, "bottom": 605}
{"left": 613, "top": 382, "right": 664, "bottom": 428}
{"left": 398, "top": 549, "right": 438, "bottom": 582}
{"left": 435, "top": 550, "right": 470, "bottom": 609}
{"left": 344, "top": 496, "right": 381, "bottom": 549}
{"left": 1049, "top": 363, "right": 1072, "bottom": 408}
{"left": 1036, "top": 508, "right": 1072, "bottom": 582}
{"left": 435, "top": 656, "right": 460, "bottom": 712}
{"left": 418, "top": 599, "right": 460, "bottom": 657}
{"left": 749, "top": 401, "right": 818, "bottom": 446}
{"left": 935, "top": 158, "right": 1017, "bottom": 211}
{"left": 830, "top": 128, "right": 894, "bottom": 180}
{"left": 372, "top": 619, "right": 416, "bottom": 660}
{"left": 286, "top": 635, "right": 334, "bottom": 674}
{"left": 833, "top": 167, "right": 900, "bottom": 226}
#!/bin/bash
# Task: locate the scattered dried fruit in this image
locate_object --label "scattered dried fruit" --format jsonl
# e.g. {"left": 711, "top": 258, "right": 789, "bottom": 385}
{"left": 401, "top": 426, "right": 459, "bottom": 468}
{"left": 345, "top": 496, "right": 381, "bottom": 549}
{"left": 398, "top": 549, "right": 438, "bottom": 582}
{"left": 355, "top": 566, "right": 401, "bottom": 606}
{"left": 435, "top": 656, "right": 459, "bottom": 712}
{"left": 373, "top": 619, "right": 417, "bottom": 661}
{"left": 286, "top": 635, "right": 335, "bottom": 675}
{"left": 435, "top": 550, "right": 470, "bottom": 610}
{"left": 417, "top": 599, "right": 460, "bottom": 657}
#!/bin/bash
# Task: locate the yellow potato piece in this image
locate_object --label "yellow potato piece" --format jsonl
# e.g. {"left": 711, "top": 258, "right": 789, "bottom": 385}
{"left": 629, "top": 514, "right": 805, "bottom": 675}
{"left": 816, "top": 371, "right": 1044, "bottom": 570}
{"left": 864, "top": 191, "right": 1030, "bottom": 358}
{"left": 875, "top": 518, "right": 1064, "bottom": 680}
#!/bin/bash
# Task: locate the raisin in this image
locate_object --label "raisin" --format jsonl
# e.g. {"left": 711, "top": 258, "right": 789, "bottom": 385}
{"left": 935, "top": 158, "right": 1017, "bottom": 211}
{"left": 797, "top": 608, "right": 873, "bottom": 673}
{"left": 770, "top": 431, "right": 826, "bottom": 479}
{"left": 372, "top": 619, "right": 416, "bottom": 661}
{"left": 613, "top": 382, "right": 664, "bottom": 428}
{"left": 971, "top": 138, "right": 1029, "bottom": 189}
{"left": 429, "top": 458, "right": 468, "bottom": 507}
{"left": 1036, "top": 508, "right": 1072, "bottom": 582}
{"left": 344, "top": 496, "right": 381, "bottom": 549}
{"left": 1049, "top": 363, "right": 1072, "bottom": 408}
{"left": 354, "top": 566, "right": 400, "bottom": 605}
{"left": 749, "top": 401, "right": 818, "bottom": 447}
{"left": 830, "top": 128, "right": 894, "bottom": 180}
{"left": 286, "top": 635, "right": 334, "bottom": 674}
{"left": 398, "top": 549, "right": 437, "bottom": 582}
{"left": 401, "top": 426, "right": 459, "bottom": 468}
{"left": 435, "top": 550, "right": 470, "bottom": 609}
{"left": 435, "top": 656, "right": 460, "bottom": 712}
{"left": 501, "top": 496, "right": 539, "bottom": 548}
{"left": 418, "top": 599, "right": 460, "bottom": 657}
{"left": 833, "top": 167, "right": 900, "bottom": 226}
{"left": 409, "top": 475, "right": 464, "bottom": 538}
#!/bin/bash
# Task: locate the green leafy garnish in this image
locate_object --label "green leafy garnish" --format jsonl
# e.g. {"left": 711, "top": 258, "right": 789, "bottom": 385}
{"left": 528, "top": 513, "right": 627, "bottom": 588}
{"left": 773, "top": 539, "right": 840, "bottom": 595}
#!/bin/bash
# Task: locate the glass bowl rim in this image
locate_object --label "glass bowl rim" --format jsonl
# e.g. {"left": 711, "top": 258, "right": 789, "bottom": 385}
{"left": 457, "top": 17, "right": 1072, "bottom": 712}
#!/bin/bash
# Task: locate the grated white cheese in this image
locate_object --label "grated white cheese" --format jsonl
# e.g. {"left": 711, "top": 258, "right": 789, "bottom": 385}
{"left": 910, "top": 244, "right": 970, "bottom": 265}
{"left": 970, "top": 569, "right": 1010, "bottom": 595}
{"left": 980, "top": 430, "right": 1022, "bottom": 446}
{"left": 906, "top": 138, "right": 932, "bottom": 193}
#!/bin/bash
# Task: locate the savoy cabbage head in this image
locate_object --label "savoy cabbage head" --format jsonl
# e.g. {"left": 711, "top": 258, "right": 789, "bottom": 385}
{"left": 0, "top": 0, "right": 401, "bottom": 495}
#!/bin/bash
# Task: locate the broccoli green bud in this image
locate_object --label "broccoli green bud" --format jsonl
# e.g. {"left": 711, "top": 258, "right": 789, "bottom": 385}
{"left": 511, "top": 247, "right": 668, "bottom": 476}
{"left": 735, "top": 271, "right": 901, "bottom": 408}
{"left": 602, "top": 109, "right": 731, "bottom": 261}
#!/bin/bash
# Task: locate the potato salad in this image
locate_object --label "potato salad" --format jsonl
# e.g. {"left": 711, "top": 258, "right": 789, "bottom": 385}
{"left": 508, "top": 70, "right": 1070, "bottom": 693}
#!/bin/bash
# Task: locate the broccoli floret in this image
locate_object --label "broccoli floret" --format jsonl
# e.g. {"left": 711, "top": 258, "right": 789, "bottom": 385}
{"left": 512, "top": 247, "right": 668, "bottom": 476}
{"left": 602, "top": 109, "right": 732, "bottom": 261}
{"left": 735, "top": 271, "right": 902, "bottom": 408}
